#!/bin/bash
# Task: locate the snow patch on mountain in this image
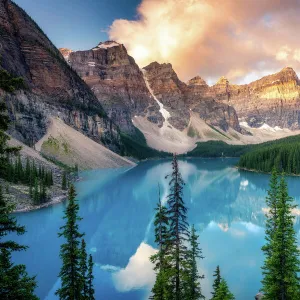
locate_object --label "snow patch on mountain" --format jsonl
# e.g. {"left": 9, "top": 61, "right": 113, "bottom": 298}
{"left": 142, "top": 69, "right": 171, "bottom": 128}
{"left": 240, "top": 122, "right": 285, "bottom": 132}
{"left": 93, "top": 41, "right": 120, "bottom": 50}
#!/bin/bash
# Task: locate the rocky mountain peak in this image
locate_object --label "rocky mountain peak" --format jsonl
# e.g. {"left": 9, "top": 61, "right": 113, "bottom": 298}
{"left": 143, "top": 62, "right": 182, "bottom": 84}
{"left": 187, "top": 76, "right": 208, "bottom": 87}
{"left": 277, "top": 66, "right": 299, "bottom": 82}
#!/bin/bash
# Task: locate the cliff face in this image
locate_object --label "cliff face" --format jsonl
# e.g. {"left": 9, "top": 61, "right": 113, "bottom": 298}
{"left": 61, "top": 42, "right": 162, "bottom": 134}
{"left": 0, "top": 0, "right": 120, "bottom": 151}
{"left": 143, "top": 62, "right": 242, "bottom": 133}
{"left": 204, "top": 67, "right": 300, "bottom": 129}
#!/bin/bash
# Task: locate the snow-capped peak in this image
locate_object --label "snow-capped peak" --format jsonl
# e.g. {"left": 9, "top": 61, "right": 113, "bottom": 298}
{"left": 93, "top": 41, "right": 120, "bottom": 50}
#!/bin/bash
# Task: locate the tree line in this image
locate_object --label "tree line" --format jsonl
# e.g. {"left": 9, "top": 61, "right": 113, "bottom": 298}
{"left": 238, "top": 140, "right": 300, "bottom": 175}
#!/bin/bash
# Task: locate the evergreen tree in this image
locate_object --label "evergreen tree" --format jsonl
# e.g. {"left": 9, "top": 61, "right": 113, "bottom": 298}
{"left": 262, "top": 174, "right": 300, "bottom": 299}
{"left": 87, "top": 254, "right": 95, "bottom": 300}
{"left": 80, "top": 239, "right": 88, "bottom": 299}
{"left": 0, "top": 185, "right": 26, "bottom": 252}
{"left": 50, "top": 170, "right": 54, "bottom": 186}
{"left": 33, "top": 178, "right": 39, "bottom": 205}
{"left": 261, "top": 168, "right": 279, "bottom": 293}
{"left": 0, "top": 185, "right": 38, "bottom": 299}
{"left": 150, "top": 185, "right": 169, "bottom": 300}
{"left": 62, "top": 171, "right": 67, "bottom": 190}
{"left": 184, "top": 225, "right": 204, "bottom": 300}
{"left": 165, "top": 154, "right": 190, "bottom": 299}
{"left": 40, "top": 180, "right": 47, "bottom": 203}
{"left": 0, "top": 249, "right": 38, "bottom": 300}
{"left": 56, "top": 184, "right": 84, "bottom": 300}
{"left": 29, "top": 181, "right": 33, "bottom": 199}
{"left": 211, "top": 265, "right": 221, "bottom": 299}
{"left": 25, "top": 158, "right": 30, "bottom": 184}
{"left": 214, "top": 278, "right": 235, "bottom": 300}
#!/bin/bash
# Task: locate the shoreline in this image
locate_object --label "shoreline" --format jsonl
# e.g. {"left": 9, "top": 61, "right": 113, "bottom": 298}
{"left": 14, "top": 195, "right": 67, "bottom": 213}
{"left": 237, "top": 166, "right": 300, "bottom": 177}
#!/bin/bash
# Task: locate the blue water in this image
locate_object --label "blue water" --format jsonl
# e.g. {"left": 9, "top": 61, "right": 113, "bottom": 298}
{"left": 8, "top": 158, "right": 300, "bottom": 300}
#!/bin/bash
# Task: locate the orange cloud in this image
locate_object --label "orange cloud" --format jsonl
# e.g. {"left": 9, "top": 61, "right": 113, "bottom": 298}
{"left": 109, "top": 0, "right": 300, "bottom": 84}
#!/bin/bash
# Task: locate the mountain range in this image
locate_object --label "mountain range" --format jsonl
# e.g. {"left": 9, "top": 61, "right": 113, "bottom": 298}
{"left": 1, "top": 0, "right": 300, "bottom": 167}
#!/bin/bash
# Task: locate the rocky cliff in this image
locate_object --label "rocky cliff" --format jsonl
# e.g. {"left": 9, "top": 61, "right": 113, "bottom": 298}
{"left": 60, "top": 41, "right": 162, "bottom": 134}
{"left": 202, "top": 67, "right": 300, "bottom": 129}
{"left": 0, "top": 0, "right": 120, "bottom": 151}
{"left": 143, "top": 62, "right": 242, "bottom": 133}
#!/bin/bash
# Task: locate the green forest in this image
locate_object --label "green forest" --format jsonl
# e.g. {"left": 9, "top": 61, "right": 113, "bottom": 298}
{"left": 238, "top": 136, "right": 300, "bottom": 174}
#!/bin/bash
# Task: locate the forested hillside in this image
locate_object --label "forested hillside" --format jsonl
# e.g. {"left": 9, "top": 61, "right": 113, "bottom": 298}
{"left": 238, "top": 135, "right": 300, "bottom": 174}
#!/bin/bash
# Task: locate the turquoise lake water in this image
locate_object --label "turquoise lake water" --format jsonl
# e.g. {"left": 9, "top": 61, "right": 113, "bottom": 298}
{"left": 8, "top": 158, "right": 300, "bottom": 299}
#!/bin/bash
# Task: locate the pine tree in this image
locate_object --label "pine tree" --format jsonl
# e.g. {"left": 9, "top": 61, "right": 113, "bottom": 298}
{"left": 40, "top": 180, "right": 47, "bottom": 203}
{"left": 0, "top": 185, "right": 26, "bottom": 252}
{"left": 0, "top": 249, "right": 38, "bottom": 300}
{"left": 50, "top": 170, "right": 54, "bottom": 186}
{"left": 56, "top": 184, "right": 84, "bottom": 299}
{"left": 80, "top": 239, "right": 88, "bottom": 299}
{"left": 184, "top": 225, "right": 204, "bottom": 300}
{"left": 87, "top": 254, "right": 95, "bottom": 300}
{"left": 62, "top": 171, "right": 67, "bottom": 190}
{"left": 150, "top": 185, "right": 169, "bottom": 300}
{"left": 165, "top": 154, "right": 190, "bottom": 299}
{"left": 211, "top": 265, "right": 221, "bottom": 299}
{"left": 33, "top": 178, "right": 39, "bottom": 205}
{"left": 261, "top": 168, "right": 279, "bottom": 294}
{"left": 25, "top": 158, "right": 30, "bottom": 184}
{"left": 214, "top": 278, "right": 235, "bottom": 300}
{"left": 261, "top": 173, "right": 300, "bottom": 299}
{"left": 0, "top": 185, "right": 38, "bottom": 299}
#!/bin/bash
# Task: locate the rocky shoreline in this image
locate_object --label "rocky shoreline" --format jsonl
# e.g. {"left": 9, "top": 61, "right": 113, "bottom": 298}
{"left": 13, "top": 194, "right": 67, "bottom": 213}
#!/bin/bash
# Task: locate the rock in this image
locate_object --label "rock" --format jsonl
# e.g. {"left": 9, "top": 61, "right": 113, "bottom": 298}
{"left": 208, "top": 67, "right": 300, "bottom": 129}
{"left": 0, "top": 0, "right": 121, "bottom": 152}
{"left": 61, "top": 41, "right": 162, "bottom": 135}
{"left": 143, "top": 62, "right": 189, "bottom": 130}
{"left": 143, "top": 62, "right": 241, "bottom": 132}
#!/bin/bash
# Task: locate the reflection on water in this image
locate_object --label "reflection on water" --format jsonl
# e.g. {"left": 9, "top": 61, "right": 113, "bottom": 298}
{"left": 9, "top": 158, "right": 300, "bottom": 300}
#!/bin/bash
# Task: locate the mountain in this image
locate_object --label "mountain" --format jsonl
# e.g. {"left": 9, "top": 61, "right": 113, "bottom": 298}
{"left": 199, "top": 67, "right": 300, "bottom": 129}
{"left": 60, "top": 41, "right": 163, "bottom": 135}
{"left": 3, "top": 0, "right": 300, "bottom": 158}
{"left": 0, "top": 0, "right": 121, "bottom": 154}
{"left": 61, "top": 46, "right": 246, "bottom": 153}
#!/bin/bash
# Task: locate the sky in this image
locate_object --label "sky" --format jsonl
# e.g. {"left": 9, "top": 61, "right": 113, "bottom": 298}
{"left": 14, "top": 0, "right": 300, "bottom": 84}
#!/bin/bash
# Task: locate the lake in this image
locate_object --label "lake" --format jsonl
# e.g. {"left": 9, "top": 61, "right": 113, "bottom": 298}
{"left": 9, "top": 158, "right": 300, "bottom": 299}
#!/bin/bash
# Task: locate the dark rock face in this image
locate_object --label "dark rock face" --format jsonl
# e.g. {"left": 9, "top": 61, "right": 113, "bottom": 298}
{"left": 143, "top": 62, "right": 189, "bottom": 130}
{"left": 0, "top": 0, "right": 120, "bottom": 151}
{"left": 61, "top": 42, "right": 163, "bottom": 134}
{"left": 143, "top": 62, "right": 242, "bottom": 133}
{"left": 207, "top": 68, "right": 300, "bottom": 129}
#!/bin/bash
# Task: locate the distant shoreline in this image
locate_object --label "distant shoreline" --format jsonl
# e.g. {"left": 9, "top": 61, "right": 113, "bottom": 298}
{"left": 237, "top": 166, "right": 300, "bottom": 177}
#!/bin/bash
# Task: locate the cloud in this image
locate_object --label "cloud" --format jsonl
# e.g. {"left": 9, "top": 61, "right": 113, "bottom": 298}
{"left": 276, "top": 46, "right": 291, "bottom": 61}
{"left": 109, "top": 0, "right": 300, "bottom": 84}
{"left": 112, "top": 242, "right": 156, "bottom": 292}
